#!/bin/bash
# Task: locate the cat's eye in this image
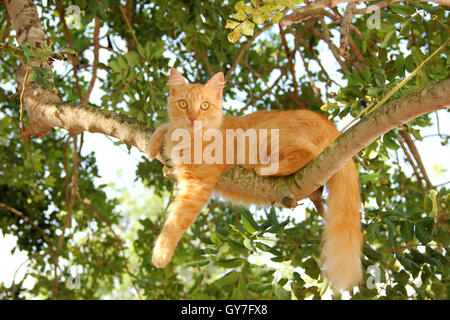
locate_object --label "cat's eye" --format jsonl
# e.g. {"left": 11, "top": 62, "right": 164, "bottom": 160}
{"left": 200, "top": 102, "right": 210, "bottom": 111}
{"left": 178, "top": 99, "right": 188, "bottom": 109}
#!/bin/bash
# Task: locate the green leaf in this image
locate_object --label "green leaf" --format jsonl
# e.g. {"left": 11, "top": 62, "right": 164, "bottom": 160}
{"left": 117, "top": 56, "right": 128, "bottom": 69}
{"left": 415, "top": 224, "right": 432, "bottom": 244}
{"left": 389, "top": 3, "right": 416, "bottom": 16}
{"left": 395, "top": 54, "right": 405, "bottom": 77}
{"left": 393, "top": 269, "right": 410, "bottom": 286}
{"left": 383, "top": 217, "right": 397, "bottom": 247}
{"left": 291, "top": 282, "right": 305, "bottom": 300}
{"left": 373, "top": 69, "right": 387, "bottom": 87}
{"left": 383, "top": 133, "right": 400, "bottom": 150}
{"left": 426, "top": 247, "right": 449, "bottom": 266}
{"left": 405, "top": 54, "right": 416, "bottom": 72}
{"left": 303, "top": 257, "right": 320, "bottom": 279}
{"left": 187, "top": 273, "right": 204, "bottom": 294}
{"left": 363, "top": 246, "right": 383, "bottom": 261}
{"left": 216, "top": 227, "right": 229, "bottom": 237}
{"left": 409, "top": 248, "right": 442, "bottom": 267}
{"left": 184, "top": 259, "right": 210, "bottom": 267}
{"left": 381, "top": 30, "right": 397, "bottom": 48}
{"left": 243, "top": 238, "right": 253, "bottom": 251}
{"left": 124, "top": 51, "right": 141, "bottom": 65}
{"left": 363, "top": 66, "right": 371, "bottom": 81}
{"left": 29, "top": 66, "right": 54, "bottom": 89}
{"left": 267, "top": 207, "right": 279, "bottom": 226}
{"left": 109, "top": 60, "right": 121, "bottom": 73}
{"left": 359, "top": 172, "right": 380, "bottom": 184}
{"left": 274, "top": 284, "right": 291, "bottom": 300}
{"left": 400, "top": 221, "right": 414, "bottom": 242}
{"left": 240, "top": 209, "right": 260, "bottom": 233}
{"left": 260, "top": 220, "right": 289, "bottom": 234}
{"left": 226, "top": 239, "right": 248, "bottom": 254}
{"left": 252, "top": 265, "right": 276, "bottom": 277}
{"left": 399, "top": 20, "right": 411, "bottom": 37}
{"left": 423, "top": 189, "right": 438, "bottom": 217}
{"left": 214, "top": 271, "right": 240, "bottom": 286}
{"left": 255, "top": 242, "right": 283, "bottom": 256}
{"left": 215, "top": 258, "right": 244, "bottom": 268}
{"left": 396, "top": 254, "right": 421, "bottom": 277}
{"left": 411, "top": 47, "right": 424, "bottom": 64}
{"left": 246, "top": 282, "right": 272, "bottom": 293}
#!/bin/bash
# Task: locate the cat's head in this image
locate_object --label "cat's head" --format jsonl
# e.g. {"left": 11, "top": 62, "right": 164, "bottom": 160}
{"left": 167, "top": 68, "right": 224, "bottom": 129}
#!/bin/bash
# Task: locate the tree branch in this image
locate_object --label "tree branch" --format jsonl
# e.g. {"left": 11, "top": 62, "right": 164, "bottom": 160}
{"left": 81, "top": 16, "right": 101, "bottom": 105}
{"left": 399, "top": 127, "right": 434, "bottom": 189}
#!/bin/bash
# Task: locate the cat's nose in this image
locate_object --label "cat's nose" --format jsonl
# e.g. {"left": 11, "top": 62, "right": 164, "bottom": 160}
{"left": 188, "top": 116, "right": 197, "bottom": 125}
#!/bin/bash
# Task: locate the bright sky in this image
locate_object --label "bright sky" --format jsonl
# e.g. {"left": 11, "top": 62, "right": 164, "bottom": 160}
{"left": 1, "top": 5, "right": 449, "bottom": 299}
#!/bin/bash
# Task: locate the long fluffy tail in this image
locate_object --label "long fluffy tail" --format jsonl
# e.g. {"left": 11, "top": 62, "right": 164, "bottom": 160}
{"left": 322, "top": 159, "right": 362, "bottom": 291}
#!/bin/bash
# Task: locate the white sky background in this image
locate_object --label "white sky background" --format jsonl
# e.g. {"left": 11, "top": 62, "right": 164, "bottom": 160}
{"left": 1, "top": 4, "right": 449, "bottom": 298}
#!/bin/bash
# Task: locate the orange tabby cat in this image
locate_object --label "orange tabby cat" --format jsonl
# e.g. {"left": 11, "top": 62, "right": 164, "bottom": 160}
{"left": 148, "top": 69, "right": 362, "bottom": 291}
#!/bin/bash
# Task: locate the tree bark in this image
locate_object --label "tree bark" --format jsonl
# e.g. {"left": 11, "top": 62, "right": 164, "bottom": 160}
{"left": 5, "top": 0, "right": 450, "bottom": 208}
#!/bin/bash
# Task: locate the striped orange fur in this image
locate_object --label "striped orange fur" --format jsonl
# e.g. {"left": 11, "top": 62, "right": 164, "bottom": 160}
{"left": 149, "top": 69, "right": 362, "bottom": 291}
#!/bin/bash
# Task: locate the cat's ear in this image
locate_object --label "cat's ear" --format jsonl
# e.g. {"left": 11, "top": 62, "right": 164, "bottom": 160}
{"left": 206, "top": 72, "right": 225, "bottom": 100}
{"left": 169, "top": 68, "right": 187, "bottom": 95}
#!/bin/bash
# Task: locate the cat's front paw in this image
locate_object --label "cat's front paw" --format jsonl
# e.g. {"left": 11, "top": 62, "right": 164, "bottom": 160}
{"left": 152, "top": 238, "right": 175, "bottom": 268}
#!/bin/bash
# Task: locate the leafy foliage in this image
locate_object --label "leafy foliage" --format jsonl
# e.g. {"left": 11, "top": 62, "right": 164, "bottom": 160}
{"left": 0, "top": 0, "right": 449, "bottom": 300}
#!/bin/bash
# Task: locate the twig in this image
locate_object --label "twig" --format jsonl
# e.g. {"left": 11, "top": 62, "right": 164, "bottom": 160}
{"left": 0, "top": 203, "right": 53, "bottom": 248}
{"left": 399, "top": 128, "right": 434, "bottom": 190}
{"left": 53, "top": 134, "right": 80, "bottom": 299}
{"left": 298, "top": 46, "right": 320, "bottom": 97}
{"left": 397, "top": 135, "right": 426, "bottom": 194}
{"left": 119, "top": 5, "right": 145, "bottom": 58}
{"left": 339, "top": 2, "right": 356, "bottom": 59}
{"left": 81, "top": 17, "right": 100, "bottom": 105}
{"left": 55, "top": 0, "right": 83, "bottom": 98}
{"left": 19, "top": 64, "right": 30, "bottom": 133}
{"left": 347, "top": 33, "right": 366, "bottom": 66}
{"left": 125, "top": 0, "right": 134, "bottom": 52}
{"left": 194, "top": 49, "right": 214, "bottom": 77}
{"left": 238, "top": 65, "right": 284, "bottom": 116}
{"left": 312, "top": 18, "right": 350, "bottom": 73}
{"left": 279, "top": 25, "right": 305, "bottom": 109}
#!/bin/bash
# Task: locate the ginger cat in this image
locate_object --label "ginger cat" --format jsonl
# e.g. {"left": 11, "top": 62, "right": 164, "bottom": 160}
{"left": 148, "top": 69, "right": 362, "bottom": 291}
